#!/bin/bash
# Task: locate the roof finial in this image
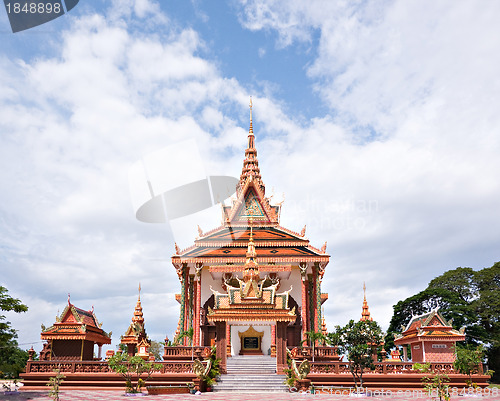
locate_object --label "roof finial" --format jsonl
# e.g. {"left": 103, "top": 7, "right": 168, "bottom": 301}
{"left": 249, "top": 96, "right": 253, "bottom": 135}
{"left": 363, "top": 281, "right": 366, "bottom": 300}
{"left": 138, "top": 283, "right": 141, "bottom": 301}
{"left": 68, "top": 293, "right": 71, "bottom": 305}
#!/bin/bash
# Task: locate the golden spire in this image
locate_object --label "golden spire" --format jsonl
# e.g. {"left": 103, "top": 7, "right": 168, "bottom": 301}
{"left": 133, "top": 284, "right": 144, "bottom": 325}
{"left": 249, "top": 96, "right": 253, "bottom": 135}
{"left": 239, "top": 97, "right": 264, "bottom": 192}
{"left": 361, "top": 282, "right": 373, "bottom": 321}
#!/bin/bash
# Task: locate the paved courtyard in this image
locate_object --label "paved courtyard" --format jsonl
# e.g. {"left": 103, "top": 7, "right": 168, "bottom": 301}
{"left": 1, "top": 389, "right": 499, "bottom": 401}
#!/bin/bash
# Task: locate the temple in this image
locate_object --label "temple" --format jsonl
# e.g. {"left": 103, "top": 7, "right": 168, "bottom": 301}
{"left": 170, "top": 99, "right": 330, "bottom": 373}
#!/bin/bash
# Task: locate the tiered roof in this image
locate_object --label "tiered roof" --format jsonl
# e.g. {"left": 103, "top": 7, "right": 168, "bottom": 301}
{"left": 172, "top": 100, "right": 329, "bottom": 272}
{"left": 41, "top": 300, "right": 111, "bottom": 345}
{"left": 121, "top": 285, "right": 147, "bottom": 345}
{"left": 360, "top": 282, "right": 373, "bottom": 322}
{"left": 394, "top": 308, "right": 465, "bottom": 345}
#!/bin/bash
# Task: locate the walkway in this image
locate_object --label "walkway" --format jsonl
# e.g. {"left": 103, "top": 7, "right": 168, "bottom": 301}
{"left": 1, "top": 390, "right": 498, "bottom": 401}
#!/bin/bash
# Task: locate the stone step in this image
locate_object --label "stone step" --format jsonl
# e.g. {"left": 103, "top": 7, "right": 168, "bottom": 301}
{"left": 214, "top": 356, "right": 287, "bottom": 393}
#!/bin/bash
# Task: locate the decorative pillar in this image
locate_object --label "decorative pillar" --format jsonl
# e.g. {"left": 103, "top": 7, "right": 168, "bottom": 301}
{"left": 308, "top": 277, "right": 314, "bottom": 334}
{"left": 313, "top": 263, "right": 320, "bottom": 333}
{"left": 98, "top": 344, "right": 102, "bottom": 360}
{"left": 276, "top": 321, "right": 287, "bottom": 374}
{"left": 215, "top": 321, "right": 227, "bottom": 373}
{"left": 271, "top": 325, "right": 276, "bottom": 357}
{"left": 301, "top": 277, "right": 309, "bottom": 340}
{"left": 178, "top": 263, "right": 187, "bottom": 344}
{"left": 403, "top": 346, "right": 408, "bottom": 362}
{"left": 194, "top": 265, "right": 202, "bottom": 347}
{"left": 226, "top": 323, "right": 231, "bottom": 357}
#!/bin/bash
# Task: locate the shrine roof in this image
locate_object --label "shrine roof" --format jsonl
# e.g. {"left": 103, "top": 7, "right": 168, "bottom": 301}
{"left": 41, "top": 302, "right": 111, "bottom": 344}
{"left": 394, "top": 308, "right": 465, "bottom": 345}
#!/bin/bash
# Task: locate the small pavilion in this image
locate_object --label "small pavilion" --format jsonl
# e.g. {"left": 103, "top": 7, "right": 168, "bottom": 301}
{"left": 394, "top": 308, "right": 465, "bottom": 363}
{"left": 40, "top": 297, "right": 111, "bottom": 361}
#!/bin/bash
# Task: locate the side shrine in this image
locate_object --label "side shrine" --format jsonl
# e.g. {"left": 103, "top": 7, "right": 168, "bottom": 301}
{"left": 20, "top": 102, "right": 490, "bottom": 393}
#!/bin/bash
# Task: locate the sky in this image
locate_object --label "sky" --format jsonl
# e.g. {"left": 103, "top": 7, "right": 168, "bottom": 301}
{"left": 1, "top": 0, "right": 499, "bottom": 354}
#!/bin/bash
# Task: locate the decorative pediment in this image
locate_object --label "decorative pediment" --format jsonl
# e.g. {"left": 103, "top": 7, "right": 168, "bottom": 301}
{"left": 238, "top": 325, "right": 264, "bottom": 340}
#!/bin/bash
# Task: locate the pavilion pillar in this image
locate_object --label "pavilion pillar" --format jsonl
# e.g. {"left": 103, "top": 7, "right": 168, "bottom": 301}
{"left": 271, "top": 325, "right": 276, "bottom": 357}
{"left": 226, "top": 323, "right": 231, "bottom": 357}
{"left": 276, "top": 321, "right": 288, "bottom": 374}
{"left": 215, "top": 321, "right": 227, "bottom": 373}
{"left": 98, "top": 344, "right": 102, "bottom": 360}
{"left": 403, "top": 346, "right": 408, "bottom": 362}
{"left": 178, "top": 263, "right": 188, "bottom": 345}
{"left": 301, "top": 275, "right": 309, "bottom": 341}
{"left": 194, "top": 268, "right": 202, "bottom": 346}
{"left": 312, "top": 264, "right": 319, "bottom": 333}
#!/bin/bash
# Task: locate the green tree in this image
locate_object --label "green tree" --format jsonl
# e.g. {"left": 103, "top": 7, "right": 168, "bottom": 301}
{"left": 107, "top": 352, "right": 162, "bottom": 393}
{"left": 0, "top": 286, "right": 28, "bottom": 378}
{"left": 454, "top": 345, "right": 484, "bottom": 386}
{"left": 330, "top": 319, "right": 383, "bottom": 391}
{"left": 149, "top": 341, "right": 164, "bottom": 361}
{"left": 301, "top": 330, "right": 329, "bottom": 362}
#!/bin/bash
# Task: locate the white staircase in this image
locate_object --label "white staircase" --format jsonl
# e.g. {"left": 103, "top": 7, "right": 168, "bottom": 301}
{"left": 214, "top": 355, "right": 288, "bottom": 393}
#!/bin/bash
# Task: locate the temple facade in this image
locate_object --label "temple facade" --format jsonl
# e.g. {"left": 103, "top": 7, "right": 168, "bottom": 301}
{"left": 170, "top": 101, "right": 330, "bottom": 372}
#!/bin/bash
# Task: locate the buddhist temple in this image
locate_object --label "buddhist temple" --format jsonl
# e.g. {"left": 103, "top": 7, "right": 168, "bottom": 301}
{"left": 40, "top": 297, "right": 111, "bottom": 361}
{"left": 394, "top": 307, "right": 466, "bottom": 363}
{"left": 170, "top": 99, "right": 330, "bottom": 373}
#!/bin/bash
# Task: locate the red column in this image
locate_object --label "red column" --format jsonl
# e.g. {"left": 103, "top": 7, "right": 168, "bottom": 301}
{"left": 312, "top": 266, "right": 319, "bottom": 333}
{"left": 301, "top": 277, "right": 308, "bottom": 341}
{"left": 194, "top": 277, "right": 201, "bottom": 346}
{"left": 183, "top": 268, "right": 189, "bottom": 345}
{"left": 271, "top": 325, "right": 276, "bottom": 357}
{"left": 215, "top": 321, "right": 227, "bottom": 373}
{"left": 276, "top": 321, "right": 287, "bottom": 374}
{"left": 226, "top": 323, "right": 231, "bottom": 357}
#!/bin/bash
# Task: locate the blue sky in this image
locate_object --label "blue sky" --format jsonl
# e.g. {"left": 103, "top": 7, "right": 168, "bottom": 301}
{"left": 1, "top": 0, "right": 499, "bottom": 353}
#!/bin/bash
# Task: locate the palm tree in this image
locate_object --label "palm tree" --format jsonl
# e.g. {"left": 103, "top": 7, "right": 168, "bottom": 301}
{"left": 301, "top": 330, "right": 329, "bottom": 362}
{"left": 178, "top": 327, "right": 194, "bottom": 361}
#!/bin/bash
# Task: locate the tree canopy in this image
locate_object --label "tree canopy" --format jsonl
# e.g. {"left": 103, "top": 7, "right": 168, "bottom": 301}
{"left": 329, "top": 319, "right": 384, "bottom": 390}
{"left": 0, "top": 286, "right": 29, "bottom": 378}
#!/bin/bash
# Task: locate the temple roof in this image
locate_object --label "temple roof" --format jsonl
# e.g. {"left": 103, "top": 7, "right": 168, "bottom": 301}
{"left": 394, "top": 308, "right": 465, "bottom": 345}
{"left": 172, "top": 101, "right": 329, "bottom": 277}
{"left": 41, "top": 300, "right": 111, "bottom": 345}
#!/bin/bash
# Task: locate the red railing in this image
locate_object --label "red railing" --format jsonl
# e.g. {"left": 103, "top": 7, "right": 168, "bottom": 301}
{"left": 25, "top": 360, "right": 195, "bottom": 374}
